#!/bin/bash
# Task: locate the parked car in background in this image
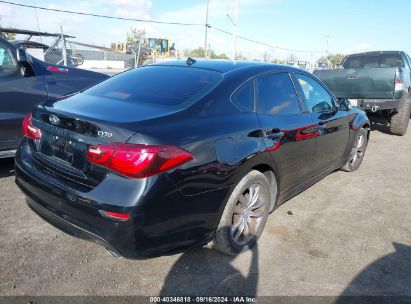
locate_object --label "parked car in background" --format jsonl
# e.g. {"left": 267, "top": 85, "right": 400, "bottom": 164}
{"left": 15, "top": 60, "right": 370, "bottom": 259}
{"left": 0, "top": 37, "right": 109, "bottom": 158}
{"left": 11, "top": 40, "right": 84, "bottom": 67}
{"left": 314, "top": 51, "right": 411, "bottom": 135}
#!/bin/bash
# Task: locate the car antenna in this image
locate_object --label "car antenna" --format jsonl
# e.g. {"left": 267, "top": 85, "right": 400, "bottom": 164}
{"left": 186, "top": 57, "right": 197, "bottom": 65}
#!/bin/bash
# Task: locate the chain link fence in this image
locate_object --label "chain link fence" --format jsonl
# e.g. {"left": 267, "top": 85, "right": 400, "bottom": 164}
{"left": 15, "top": 35, "right": 151, "bottom": 74}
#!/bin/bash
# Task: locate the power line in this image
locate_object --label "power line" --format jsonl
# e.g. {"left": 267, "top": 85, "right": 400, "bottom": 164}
{"left": 209, "top": 25, "right": 323, "bottom": 53}
{"left": 0, "top": 0, "right": 203, "bottom": 26}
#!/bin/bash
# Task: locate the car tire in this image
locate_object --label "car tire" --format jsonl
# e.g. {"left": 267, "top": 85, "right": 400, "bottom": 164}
{"left": 341, "top": 128, "right": 368, "bottom": 172}
{"left": 213, "top": 170, "right": 271, "bottom": 255}
{"left": 390, "top": 97, "right": 411, "bottom": 136}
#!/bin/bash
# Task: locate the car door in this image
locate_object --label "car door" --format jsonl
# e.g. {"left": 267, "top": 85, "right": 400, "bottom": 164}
{"left": 255, "top": 72, "right": 317, "bottom": 192}
{"left": 294, "top": 73, "right": 350, "bottom": 173}
{"left": 0, "top": 41, "right": 47, "bottom": 151}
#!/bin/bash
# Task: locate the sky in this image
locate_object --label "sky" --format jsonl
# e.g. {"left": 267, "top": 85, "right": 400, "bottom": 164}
{"left": 1, "top": 0, "right": 411, "bottom": 61}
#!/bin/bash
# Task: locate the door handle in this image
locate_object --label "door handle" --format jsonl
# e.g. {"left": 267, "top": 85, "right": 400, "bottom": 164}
{"left": 265, "top": 130, "right": 284, "bottom": 141}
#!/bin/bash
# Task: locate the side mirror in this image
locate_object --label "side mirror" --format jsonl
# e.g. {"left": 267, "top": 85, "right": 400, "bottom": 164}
{"left": 338, "top": 98, "right": 352, "bottom": 111}
{"left": 16, "top": 48, "right": 33, "bottom": 77}
{"left": 16, "top": 48, "right": 29, "bottom": 64}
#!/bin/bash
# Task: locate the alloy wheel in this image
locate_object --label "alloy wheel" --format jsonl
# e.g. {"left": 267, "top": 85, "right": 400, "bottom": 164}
{"left": 349, "top": 133, "right": 365, "bottom": 166}
{"left": 231, "top": 182, "right": 268, "bottom": 246}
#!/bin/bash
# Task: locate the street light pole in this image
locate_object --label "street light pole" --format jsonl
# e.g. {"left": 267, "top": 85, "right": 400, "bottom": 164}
{"left": 204, "top": 0, "right": 210, "bottom": 59}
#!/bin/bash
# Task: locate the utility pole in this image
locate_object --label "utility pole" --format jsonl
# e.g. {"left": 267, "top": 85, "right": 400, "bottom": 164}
{"left": 60, "top": 26, "right": 67, "bottom": 66}
{"left": 204, "top": 0, "right": 210, "bottom": 59}
{"left": 324, "top": 34, "right": 331, "bottom": 56}
{"left": 231, "top": 0, "right": 240, "bottom": 60}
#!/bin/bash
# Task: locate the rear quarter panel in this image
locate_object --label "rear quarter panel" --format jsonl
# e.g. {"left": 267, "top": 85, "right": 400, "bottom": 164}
{"left": 127, "top": 113, "right": 268, "bottom": 196}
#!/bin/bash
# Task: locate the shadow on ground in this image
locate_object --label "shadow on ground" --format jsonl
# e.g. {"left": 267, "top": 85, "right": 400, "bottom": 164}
{"left": 160, "top": 246, "right": 259, "bottom": 296}
{"left": 337, "top": 243, "right": 411, "bottom": 303}
{"left": 0, "top": 157, "right": 15, "bottom": 178}
{"left": 368, "top": 113, "right": 392, "bottom": 135}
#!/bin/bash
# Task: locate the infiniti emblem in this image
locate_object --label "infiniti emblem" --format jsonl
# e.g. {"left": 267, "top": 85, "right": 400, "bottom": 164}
{"left": 49, "top": 115, "right": 60, "bottom": 125}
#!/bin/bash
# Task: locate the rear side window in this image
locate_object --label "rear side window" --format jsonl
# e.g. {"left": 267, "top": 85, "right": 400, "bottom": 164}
{"left": 231, "top": 80, "right": 254, "bottom": 112}
{"left": 84, "top": 66, "right": 222, "bottom": 107}
{"left": 256, "top": 73, "right": 301, "bottom": 115}
{"left": 343, "top": 53, "right": 404, "bottom": 69}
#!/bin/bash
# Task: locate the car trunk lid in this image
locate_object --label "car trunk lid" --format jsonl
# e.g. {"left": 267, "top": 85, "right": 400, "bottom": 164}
{"left": 30, "top": 99, "right": 148, "bottom": 189}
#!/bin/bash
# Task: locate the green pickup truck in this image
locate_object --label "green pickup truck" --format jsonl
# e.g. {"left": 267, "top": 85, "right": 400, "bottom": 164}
{"left": 314, "top": 51, "right": 411, "bottom": 135}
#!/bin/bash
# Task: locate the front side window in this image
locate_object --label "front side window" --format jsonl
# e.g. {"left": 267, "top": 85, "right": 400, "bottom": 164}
{"left": 0, "top": 42, "right": 17, "bottom": 76}
{"left": 256, "top": 73, "right": 301, "bottom": 115}
{"left": 296, "top": 74, "right": 334, "bottom": 113}
{"left": 85, "top": 66, "right": 222, "bottom": 107}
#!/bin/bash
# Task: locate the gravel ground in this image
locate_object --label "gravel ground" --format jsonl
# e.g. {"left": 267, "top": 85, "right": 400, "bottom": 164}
{"left": 0, "top": 117, "right": 410, "bottom": 298}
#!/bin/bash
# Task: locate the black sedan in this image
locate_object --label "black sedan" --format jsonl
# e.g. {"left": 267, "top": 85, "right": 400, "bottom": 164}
{"left": 14, "top": 59, "right": 370, "bottom": 258}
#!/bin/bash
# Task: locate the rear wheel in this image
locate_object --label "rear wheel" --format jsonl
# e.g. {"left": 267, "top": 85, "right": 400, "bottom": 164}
{"left": 390, "top": 98, "right": 411, "bottom": 136}
{"left": 342, "top": 128, "right": 368, "bottom": 172}
{"left": 213, "top": 170, "right": 271, "bottom": 255}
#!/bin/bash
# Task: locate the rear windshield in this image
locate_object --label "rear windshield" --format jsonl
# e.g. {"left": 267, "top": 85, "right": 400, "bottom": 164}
{"left": 343, "top": 53, "right": 404, "bottom": 69}
{"left": 84, "top": 65, "right": 222, "bottom": 107}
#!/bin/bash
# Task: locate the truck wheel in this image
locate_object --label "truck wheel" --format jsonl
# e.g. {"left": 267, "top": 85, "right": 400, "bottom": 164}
{"left": 342, "top": 128, "right": 368, "bottom": 172}
{"left": 213, "top": 170, "right": 271, "bottom": 255}
{"left": 390, "top": 98, "right": 411, "bottom": 136}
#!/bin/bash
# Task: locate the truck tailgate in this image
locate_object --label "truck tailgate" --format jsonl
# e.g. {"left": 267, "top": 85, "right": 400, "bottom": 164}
{"left": 314, "top": 68, "right": 397, "bottom": 99}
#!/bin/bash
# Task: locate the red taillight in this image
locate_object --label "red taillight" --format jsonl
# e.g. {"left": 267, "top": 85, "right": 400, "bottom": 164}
{"left": 87, "top": 143, "right": 193, "bottom": 178}
{"left": 22, "top": 113, "right": 42, "bottom": 139}
{"left": 99, "top": 210, "right": 129, "bottom": 221}
{"left": 395, "top": 71, "right": 404, "bottom": 91}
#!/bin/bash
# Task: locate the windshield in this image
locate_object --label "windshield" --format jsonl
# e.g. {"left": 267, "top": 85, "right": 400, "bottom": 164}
{"left": 84, "top": 66, "right": 222, "bottom": 107}
{"left": 343, "top": 53, "right": 404, "bottom": 69}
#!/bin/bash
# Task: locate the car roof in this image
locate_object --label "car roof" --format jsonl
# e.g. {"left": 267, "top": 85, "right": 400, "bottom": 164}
{"left": 347, "top": 51, "right": 403, "bottom": 57}
{"left": 10, "top": 40, "right": 49, "bottom": 48}
{"left": 150, "top": 59, "right": 304, "bottom": 74}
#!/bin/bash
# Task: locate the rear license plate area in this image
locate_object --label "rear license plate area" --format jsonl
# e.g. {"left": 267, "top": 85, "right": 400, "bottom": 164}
{"left": 38, "top": 131, "right": 88, "bottom": 171}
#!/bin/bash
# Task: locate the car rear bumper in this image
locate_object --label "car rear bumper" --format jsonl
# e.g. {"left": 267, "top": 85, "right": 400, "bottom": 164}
{"left": 357, "top": 99, "right": 400, "bottom": 111}
{"left": 25, "top": 195, "right": 117, "bottom": 253}
{"left": 15, "top": 163, "right": 142, "bottom": 258}
{"left": 15, "top": 139, "right": 229, "bottom": 258}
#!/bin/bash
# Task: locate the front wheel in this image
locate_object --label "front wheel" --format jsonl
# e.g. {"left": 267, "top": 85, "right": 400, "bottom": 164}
{"left": 341, "top": 128, "right": 368, "bottom": 172}
{"left": 213, "top": 170, "right": 271, "bottom": 255}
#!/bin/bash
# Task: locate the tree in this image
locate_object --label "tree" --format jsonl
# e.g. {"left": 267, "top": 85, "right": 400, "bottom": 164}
{"left": 317, "top": 54, "right": 346, "bottom": 68}
{"left": 287, "top": 54, "right": 298, "bottom": 63}
{"left": 235, "top": 53, "right": 247, "bottom": 61}
{"left": 214, "top": 53, "right": 229, "bottom": 60}
{"left": 184, "top": 47, "right": 205, "bottom": 58}
{"left": 126, "top": 28, "right": 147, "bottom": 45}
{"left": 271, "top": 58, "right": 286, "bottom": 65}
{"left": 0, "top": 18, "right": 16, "bottom": 40}
{"left": 183, "top": 47, "right": 229, "bottom": 59}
